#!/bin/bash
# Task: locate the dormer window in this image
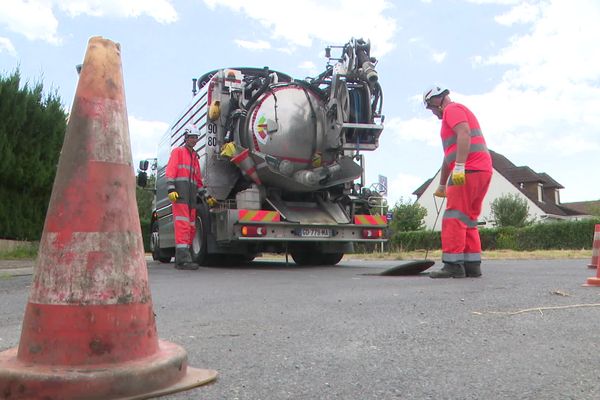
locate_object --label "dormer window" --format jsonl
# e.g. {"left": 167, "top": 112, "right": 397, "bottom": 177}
{"left": 537, "top": 183, "right": 544, "bottom": 202}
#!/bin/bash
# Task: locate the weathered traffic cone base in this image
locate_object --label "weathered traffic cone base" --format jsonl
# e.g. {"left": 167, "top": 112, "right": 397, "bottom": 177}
{"left": 0, "top": 341, "right": 217, "bottom": 400}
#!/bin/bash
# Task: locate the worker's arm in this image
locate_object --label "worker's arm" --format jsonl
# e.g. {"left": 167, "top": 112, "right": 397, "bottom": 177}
{"left": 166, "top": 148, "right": 179, "bottom": 202}
{"left": 435, "top": 161, "right": 450, "bottom": 197}
{"left": 452, "top": 122, "right": 471, "bottom": 164}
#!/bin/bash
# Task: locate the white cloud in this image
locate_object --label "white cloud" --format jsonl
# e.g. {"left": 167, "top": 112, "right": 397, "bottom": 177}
{"left": 0, "top": 0, "right": 177, "bottom": 45}
{"left": 297, "top": 61, "right": 318, "bottom": 77}
{"left": 0, "top": 1, "right": 61, "bottom": 44}
{"left": 388, "top": 172, "right": 425, "bottom": 206}
{"left": 234, "top": 39, "right": 271, "bottom": 50}
{"left": 473, "top": 0, "right": 600, "bottom": 156}
{"left": 384, "top": 114, "right": 441, "bottom": 148}
{"left": 202, "top": 0, "right": 397, "bottom": 57}
{"left": 0, "top": 37, "right": 17, "bottom": 57}
{"left": 432, "top": 51, "right": 446, "bottom": 63}
{"left": 128, "top": 116, "right": 169, "bottom": 164}
{"left": 59, "top": 0, "right": 178, "bottom": 23}
{"left": 494, "top": 2, "right": 541, "bottom": 25}
{"left": 298, "top": 61, "right": 315, "bottom": 69}
{"left": 400, "top": 1, "right": 600, "bottom": 158}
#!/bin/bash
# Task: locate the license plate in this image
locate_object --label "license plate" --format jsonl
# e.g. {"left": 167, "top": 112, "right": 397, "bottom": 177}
{"left": 300, "top": 228, "right": 331, "bottom": 238}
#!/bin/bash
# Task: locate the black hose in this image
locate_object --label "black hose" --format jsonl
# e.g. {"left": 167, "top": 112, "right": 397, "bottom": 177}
{"left": 244, "top": 76, "right": 272, "bottom": 111}
{"left": 371, "top": 81, "right": 383, "bottom": 116}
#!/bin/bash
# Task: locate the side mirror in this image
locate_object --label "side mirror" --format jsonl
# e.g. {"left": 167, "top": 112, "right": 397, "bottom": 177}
{"left": 139, "top": 160, "right": 149, "bottom": 171}
{"left": 137, "top": 171, "right": 148, "bottom": 188}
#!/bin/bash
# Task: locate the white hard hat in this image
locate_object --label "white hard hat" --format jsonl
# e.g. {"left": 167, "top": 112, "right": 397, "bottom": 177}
{"left": 184, "top": 125, "right": 200, "bottom": 137}
{"left": 423, "top": 85, "right": 449, "bottom": 106}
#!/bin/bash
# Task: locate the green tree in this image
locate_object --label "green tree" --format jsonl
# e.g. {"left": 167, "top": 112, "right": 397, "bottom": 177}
{"left": 390, "top": 197, "right": 427, "bottom": 232}
{"left": 136, "top": 174, "right": 156, "bottom": 252}
{"left": 0, "top": 69, "right": 67, "bottom": 240}
{"left": 136, "top": 174, "right": 155, "bottom": 222}
{"left": 490, "top": 193, "right": 531, "bottom": 227}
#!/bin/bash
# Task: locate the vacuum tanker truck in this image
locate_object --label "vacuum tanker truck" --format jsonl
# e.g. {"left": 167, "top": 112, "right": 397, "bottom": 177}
{"left": 138, "top": 38, "right": 387, "bottom": 266}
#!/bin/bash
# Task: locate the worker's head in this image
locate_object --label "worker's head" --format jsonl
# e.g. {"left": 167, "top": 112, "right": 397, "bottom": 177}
{"left": 183, "top": 126, "right": 200, "bottom": 148}
{"left": 423, "top": 85, "right": 449, "bottom": 120}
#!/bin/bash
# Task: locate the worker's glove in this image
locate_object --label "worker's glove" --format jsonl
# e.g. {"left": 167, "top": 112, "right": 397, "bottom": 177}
{"left": 433, "top": 184, "right": 446, "bottom": 198}
{"left": 206, "top": 196, "right": 218, "bottom": 207}
{"left": 167, "top": 190, "right": 179, "bottom": 203}
{"left": 452, "top": 162, "right": 466, "bottom": 186}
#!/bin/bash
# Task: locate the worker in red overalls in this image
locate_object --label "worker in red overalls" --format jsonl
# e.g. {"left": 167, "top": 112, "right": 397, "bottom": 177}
{"left": 423, "top": 86, "right": 493, "bottom": 278}
{"left": 166, "top": 126, "right": 203, "bottom": 270}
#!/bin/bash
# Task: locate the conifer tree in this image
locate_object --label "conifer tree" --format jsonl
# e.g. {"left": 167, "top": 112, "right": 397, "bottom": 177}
{"left": 0, "top": 70, "right": 67, "bottom": 240}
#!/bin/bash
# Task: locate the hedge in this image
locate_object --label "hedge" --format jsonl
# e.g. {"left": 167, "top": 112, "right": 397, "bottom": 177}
{"left": 390, "top": 218, "right": 600, "bottom": 252}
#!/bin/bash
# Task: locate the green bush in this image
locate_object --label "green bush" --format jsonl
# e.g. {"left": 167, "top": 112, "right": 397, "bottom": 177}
{"left": 490, "top": 193, "right": 532, "bottom": 227}
{"left": 389, "top": 198, "right": 427, "bottom": 232}
{"left": 392, "top": 229, "right": 441, "bottom": 252}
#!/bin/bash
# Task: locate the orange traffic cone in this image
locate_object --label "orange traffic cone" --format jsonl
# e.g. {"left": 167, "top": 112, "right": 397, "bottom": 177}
{"left": 587, "top": 224, "right": 600, "bottom": 269}
{"left": 0, "top": 37, "right": 217, "bottom": 399}
{"left": 231, "top": 147, "right": 262, "bottom": 184}
{"left": 584, "top": 224, "right": 600, "bottom": 286}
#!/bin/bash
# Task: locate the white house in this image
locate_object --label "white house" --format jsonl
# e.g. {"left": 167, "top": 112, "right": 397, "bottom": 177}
{"left": 413, "top": 150, "right": 589, "bottom": 230}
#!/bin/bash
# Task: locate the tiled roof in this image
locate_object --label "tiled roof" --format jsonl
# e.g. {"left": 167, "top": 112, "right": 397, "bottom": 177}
{"left": 488, "top": 150, "right": 580, "bottom": 216}
{"left": 412, "top": 177, "right": 433, "bottom": 197}
{"left": 562, "top": 200, "right": 600, "bottom": 215}
{"left": 537, "top": 172, "right": 564, "bottom": 189}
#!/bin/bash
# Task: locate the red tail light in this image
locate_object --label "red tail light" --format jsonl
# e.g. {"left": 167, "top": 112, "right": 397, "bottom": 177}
{"left": 241, "top": 225, "right": 267, "bottom": 237}
{"left": 362, "top": 229, "right": 383, "bottom": 239}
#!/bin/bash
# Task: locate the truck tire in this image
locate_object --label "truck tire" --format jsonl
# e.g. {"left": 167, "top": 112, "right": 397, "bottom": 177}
{"left": 151, "top": 221, "right": 173, "bottom": 263}
{"left": 319, "top": 253, "right": 344, "bottom": 266}
{"left": 290, "top": 251, "right": 315, "bottom": 266}
{"left": 191, "top": 204, "right": 210, "bottom": 266}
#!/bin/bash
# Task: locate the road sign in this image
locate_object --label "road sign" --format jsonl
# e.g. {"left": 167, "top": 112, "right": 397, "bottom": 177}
{"left": 386, "top": 211, "right": 393, "bottom": 221}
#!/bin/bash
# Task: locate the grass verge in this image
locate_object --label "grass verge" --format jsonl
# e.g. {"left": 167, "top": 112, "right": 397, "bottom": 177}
{"left": 0, "top": 243, "right": 38, "bottom": 260}
{"left": 351, "top": 249, "right": 592, "bottom": 260}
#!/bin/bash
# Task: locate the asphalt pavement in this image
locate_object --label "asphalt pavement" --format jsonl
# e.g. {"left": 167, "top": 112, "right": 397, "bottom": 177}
{"left": 1, "top": 257, "right": 599, "bottom": 399}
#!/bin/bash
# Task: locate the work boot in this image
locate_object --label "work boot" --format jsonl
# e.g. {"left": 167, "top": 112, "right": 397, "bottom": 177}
{"left": 464, "top": 262, "right": 482, "bottom": 277}
{"left": 175, "top": 247, "right": 198, "bottom": 270}
{"left": 429, "top": 263, "right": 466, "bottom": 279}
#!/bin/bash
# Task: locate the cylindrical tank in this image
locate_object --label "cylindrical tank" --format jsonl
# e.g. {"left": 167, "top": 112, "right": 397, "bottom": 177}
{"left": 243, "top": 84, "right": 326, "bottom": 181}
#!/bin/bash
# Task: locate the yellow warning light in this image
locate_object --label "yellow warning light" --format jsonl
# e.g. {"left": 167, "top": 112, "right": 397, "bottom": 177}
{"left": 208, "top": 100, "right": 221, "bottom": 120}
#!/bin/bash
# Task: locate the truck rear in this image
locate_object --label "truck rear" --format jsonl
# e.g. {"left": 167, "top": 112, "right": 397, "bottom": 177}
{"left": 140, "top": 38, "right": 387, "bottom": 266}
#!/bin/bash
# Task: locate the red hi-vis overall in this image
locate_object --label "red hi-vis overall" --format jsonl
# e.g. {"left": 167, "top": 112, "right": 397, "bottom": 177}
{"left": 440, "top": 103, "right": 492, "bottom": 265}
{"left": 166, "top": 146, "right": 203, "bottom": 248}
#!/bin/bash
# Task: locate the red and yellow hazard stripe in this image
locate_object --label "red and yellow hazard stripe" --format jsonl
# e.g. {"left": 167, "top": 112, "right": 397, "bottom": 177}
{"left": 238, "top": 209, "right": 281, "bottom": 222}
{"left": 354, "top": 214, "right": 387, "bottom": 226}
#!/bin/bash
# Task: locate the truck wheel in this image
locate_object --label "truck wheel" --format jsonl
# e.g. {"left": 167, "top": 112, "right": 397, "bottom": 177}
{"left": 151, "top": 221, "right": 173, "bottom": 263}
{"left": 290, "top": 250, "right": 317, "bottom": 266}
{"left": 320, "top": 253, "right": 344, "bottom": 266}
{"left": 191, "top": 205, "right": 210, "bottom": 266}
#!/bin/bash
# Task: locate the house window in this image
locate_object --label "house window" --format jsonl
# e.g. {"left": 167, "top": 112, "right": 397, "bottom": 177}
{"left": 554, "top": 189, "right": 560, "bottom": 204}
{"left": 537, "top": 183, "right": 544, "bottom": 203}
